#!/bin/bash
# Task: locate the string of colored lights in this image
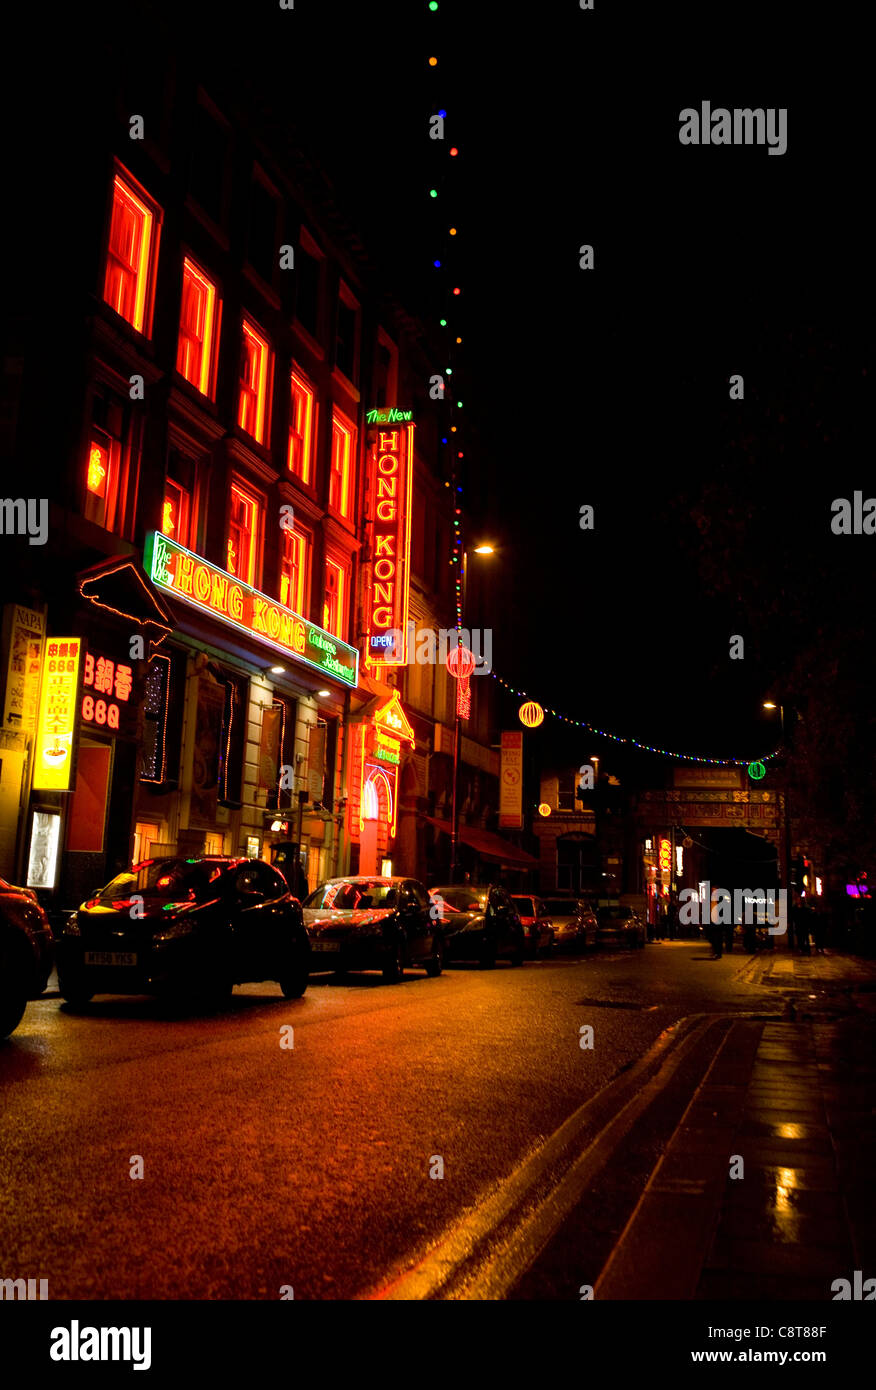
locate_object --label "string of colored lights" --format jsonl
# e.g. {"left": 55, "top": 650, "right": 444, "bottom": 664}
{"left": 488, "top": 669, "right": 781, "bottom": 767}
{"left": 426, "top": 4, "right": 467, "bottom": 637}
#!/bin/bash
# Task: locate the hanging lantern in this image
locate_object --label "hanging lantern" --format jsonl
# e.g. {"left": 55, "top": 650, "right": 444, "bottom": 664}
{"left": 519, "top": 701, "right": 544, "bottom": 729}
{"left": 446, "top": 646, "right": 476, "bottom": 681}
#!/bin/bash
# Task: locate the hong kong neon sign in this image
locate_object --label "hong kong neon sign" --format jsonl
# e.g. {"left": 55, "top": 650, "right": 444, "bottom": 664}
{"left": 365, "top": 416, "right": 414, "bottom": 666}
{"left": 145, "top": 533, "right": 359, "bottom": 688}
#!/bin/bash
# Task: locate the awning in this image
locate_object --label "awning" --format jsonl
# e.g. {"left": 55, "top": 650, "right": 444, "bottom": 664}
{"left": 422, "top": 815, "right": 540, "bottom": 868}
{"left": 78, "top": 555, "right": 173, "bottom": 644}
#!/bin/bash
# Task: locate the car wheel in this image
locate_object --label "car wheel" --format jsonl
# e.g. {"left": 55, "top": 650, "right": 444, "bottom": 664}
{"left": 541, "top": 936, "right": 554, "bottom": 959}
{"left": 279, "top": 957, "right": 309, "bottom": 999}
{"left": 0, "top": 937, "right": 31, "bottom": 1037}
{"left": 480, "top": 934, "right": 496, "bottom": 969}
{"left": 510, "top": 941, "right": 525, "bottom": 966}
{"left": 424, "top": 937, "right": 444, "bottom": 978}
{"left": 57, "top": 970, "right": 95, "bottom": 1007}
{"left": 383, "top": 938, "right": 405, "bottom": 984}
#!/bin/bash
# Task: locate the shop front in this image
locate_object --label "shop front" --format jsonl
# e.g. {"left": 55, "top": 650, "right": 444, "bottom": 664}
{"left": 347, "top": 690, "right": 415, "bottom": 877}
{"left": 143, "top": 532, "right": 359, "bottom": 889}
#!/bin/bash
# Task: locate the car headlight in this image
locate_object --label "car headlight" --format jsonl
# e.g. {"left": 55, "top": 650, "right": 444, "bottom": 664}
{"left": 65, "top": 914, "right": 81, "bottom": 937}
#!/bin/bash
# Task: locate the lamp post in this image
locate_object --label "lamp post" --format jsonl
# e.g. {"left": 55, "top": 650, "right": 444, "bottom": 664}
{"left": 764, "top": 700, "right": 793, "bottom": 937}
{"left": 449, "top": 544, "right": 494, "bottom": 883}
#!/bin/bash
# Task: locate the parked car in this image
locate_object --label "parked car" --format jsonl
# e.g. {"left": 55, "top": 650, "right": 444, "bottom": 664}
{"left": 596, "top": 903, "right": 646, "bottom": 949}
{"left": 302, "top": 876, "right": 443, "bottom": 983}
{"left": 428, "top": 883, "right": 525, "bottom": 967}
{"left": 542, "top": 896, "right": 599, "bottom": 952}
{"left": 0, "top": 878, "right": 55, "bottom": 1039}
{"left": 511, "top": 895, "right": 555, "bottom": 958}
{"left": 56, "top": 856, "right": 311, "bottom": 1006}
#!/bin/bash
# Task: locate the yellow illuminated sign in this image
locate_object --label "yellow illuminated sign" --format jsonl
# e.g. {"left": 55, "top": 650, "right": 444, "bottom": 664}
{"left": 33, "top": 638, "right": 82, "bottom": 790}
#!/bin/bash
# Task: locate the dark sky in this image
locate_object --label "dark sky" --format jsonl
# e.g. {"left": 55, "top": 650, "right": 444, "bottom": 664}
{"left": 11, "top": 0, "right": 870, "bottom": 781}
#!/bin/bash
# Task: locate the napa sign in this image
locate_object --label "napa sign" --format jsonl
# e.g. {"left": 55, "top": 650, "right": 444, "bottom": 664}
{"left": 145, "top": 533, "right": 358, "bottom": 688}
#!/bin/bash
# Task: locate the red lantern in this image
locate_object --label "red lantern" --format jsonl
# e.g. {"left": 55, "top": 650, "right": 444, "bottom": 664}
{"left": 519, "top": 701, "right": 544, "bottom": 728}
{"left": 446, "top": 645, "right": 476, "bottom": 680}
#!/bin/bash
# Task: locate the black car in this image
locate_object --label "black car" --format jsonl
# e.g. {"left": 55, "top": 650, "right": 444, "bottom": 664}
{"left": 428, "top": 884, "right": 525, "bottom": 967}
{"left": 302, "top": 876, "right": 442, "bottom": 983}
{"left": 0, "top": 878, "right": 55, "bottom": 1039}
{"left": 56, "top": 856, "right": 311, "bottom": 1006}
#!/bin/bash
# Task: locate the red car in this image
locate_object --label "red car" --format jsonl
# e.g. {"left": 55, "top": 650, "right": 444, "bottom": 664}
{"left": 511, "top": 895, "right": 555, "bottom": 959}
{"left": 0, "top": 878, "right": 54, "bottom": 1038}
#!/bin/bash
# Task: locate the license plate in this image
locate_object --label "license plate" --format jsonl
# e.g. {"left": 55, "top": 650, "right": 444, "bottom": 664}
{"left": 310, "top": 940, "right": 341, "bottom": 953}
{"left": 84, "top": 951, "right": 137, "bottom": 967}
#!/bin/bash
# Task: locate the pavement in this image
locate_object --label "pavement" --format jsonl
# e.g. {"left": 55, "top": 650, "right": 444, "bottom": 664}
{"left": 590, "top": 946, "right": 876, "bottom": 1300}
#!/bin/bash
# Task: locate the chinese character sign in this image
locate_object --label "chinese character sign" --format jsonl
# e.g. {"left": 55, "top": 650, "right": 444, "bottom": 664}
{"left": 33, "top": 639, "right": 82, "bottom": 790}
{"left": 81, "top": 648, "right": 133, "bottom": 732}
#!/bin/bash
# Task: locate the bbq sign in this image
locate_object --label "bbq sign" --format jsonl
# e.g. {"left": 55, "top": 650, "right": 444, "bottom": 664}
{"left": 33, "top": 638, "right": 82, "bottom": 790}
{"left": 145, "top": 533, "right": 359, "bottom": 688}
{"left": 365, "top": 413, "right": 414, "bottom": 667}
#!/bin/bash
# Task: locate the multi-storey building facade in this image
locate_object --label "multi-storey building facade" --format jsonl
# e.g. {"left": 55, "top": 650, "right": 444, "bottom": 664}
{"left": 0, "top": 42, "right": 504, "bottom": 909}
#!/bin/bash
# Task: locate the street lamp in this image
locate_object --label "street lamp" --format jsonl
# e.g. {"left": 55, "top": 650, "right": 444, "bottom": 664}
{"left": 763, "top": 700, "right": 793, "bottom": 930}
{"left": 449, "top": 544, "right": 495, "bottom": 883}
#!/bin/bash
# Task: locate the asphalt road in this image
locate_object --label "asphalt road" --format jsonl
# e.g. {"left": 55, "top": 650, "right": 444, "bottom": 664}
{"left": 0, "top": 940, "right": 779, "bottom": 1300}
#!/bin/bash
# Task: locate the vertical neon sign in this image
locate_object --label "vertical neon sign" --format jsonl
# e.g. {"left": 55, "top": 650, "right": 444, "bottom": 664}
{"left": 365, "top": 414, "right": 414, "bottom": 667}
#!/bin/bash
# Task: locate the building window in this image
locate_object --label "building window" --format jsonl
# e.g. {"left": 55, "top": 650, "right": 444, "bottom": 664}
{"left": 288, "top": 369, "right": 315, "bottom": 484}
{"left": 189, "top": 101, "right": 228, "bottom": 225}
{"left": 329, "top": 410, "right": 354, "bottom": 518}
{"left": 336, "top": 289, "right": 358, "bottom": 382}
{"left": 227, "top": 483, "right": 260, "bottom": 585}
{"left": 238, "top": 320, "right": 271, "bottom": 445}
{"left": 163, "top": 450, "right": 195, "bottom": 548}
{"left": 280, "top": 527, "right": 309, "bottom": 615}
{"left": 295, "top": 239, "right": 321, "bottom": 337}
{"left": 248, "top": 175, "right": 279, "bottom": 284}
{"left": 374, "top": 335, "right": 398, "bottom": 409}
{"left": 84, "top": 389, "right": 130, "bottom": 532}
{"left": 103, "top": 171, "right": 160, "bottom": 335}
{"left": 162, "top": 478, "right": 190, "bottom": 546}
{"left": 176, "top": 258, "right": 220, "bottom": 397}
{"left": 323, "top": 557, "right": 348, "bottom": 639}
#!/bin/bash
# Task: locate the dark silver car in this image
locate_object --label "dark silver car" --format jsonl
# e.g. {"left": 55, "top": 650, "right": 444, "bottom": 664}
{"left": 428, "top": 884, "right": 525, "bottom": 968}
{"left": 542, "top": 896, "right": 598, "bottom": 952}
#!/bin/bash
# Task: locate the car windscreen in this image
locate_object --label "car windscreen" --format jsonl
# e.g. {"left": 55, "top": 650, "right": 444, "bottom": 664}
{"left": 512, "top": 898, "right": 536, "bottom": 916}
{"left": 544, "top": 900, "right": 578, "bottom": 915}
{"left": 97, "top": 860, "right": 229, "bottom": 903}
{"left": 431, "top": 887, "right": 488, "bottom": 913}
{"left": 304, "top": 881, "right": 400, "bottom": 910}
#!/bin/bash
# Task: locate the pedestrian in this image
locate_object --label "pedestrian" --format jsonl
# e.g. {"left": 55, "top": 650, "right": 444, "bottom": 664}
{"left": 667, "top": 893, "right": 678, "bottom": 941}
{"left": 813, "top": 908, "right": 827, "bottom": 954}
{"left": 724, "top": 918, "right": 735, "bottom": 954}
{"left": 708, "top": 897, "right": 724, "bottom": 958}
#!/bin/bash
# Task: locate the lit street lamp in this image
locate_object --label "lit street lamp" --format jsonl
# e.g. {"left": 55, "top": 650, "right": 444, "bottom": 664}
{"left": 449, "top": 544, "right": 495, "bottom": 883}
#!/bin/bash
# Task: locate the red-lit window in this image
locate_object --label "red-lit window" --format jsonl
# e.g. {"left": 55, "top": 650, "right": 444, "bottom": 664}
{"left": 103, "top": 173, "right": 159, "bottom": 335}
{"left": 227, "top": 484, "right": 259, "bottom": 585}
{"left": 323, "top": 557, "right": 348, "bottom": 639}
{"left": 330, "top": 411, "right": 354, "bottom": 518}
{"left": 238, "top": 320, "right": 271, "bottom": 444}
{"left": 162, "top": 478, "right": 191, "bottom": 547}
{"left": 177, "top": 258, "right": 220, "bottom": 397}
{"left": 288, "top": 370, "right": 315, "bottom": 484}
{"left": 84, "top": 425, "right": 120, "bottom": 530}
{"left": 280, "top": 528, "right": 309, "bottom": 615}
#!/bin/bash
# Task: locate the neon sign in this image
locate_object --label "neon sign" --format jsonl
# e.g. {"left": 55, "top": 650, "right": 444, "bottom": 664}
{"left": 365, "top": 417, "right": 414, "bottom": 666}
{"left": 145, "top": 533, "right": 358, "bottom": 688}
{"left": 349, "top": 691, "right": 415, "bottom": 840}
{"left": 365, "top": 407, "right": 414, "bottom": 424}
{"left": 33, "top": 639, "right": 82, "bottom": 790}
{"left": 81, "top": 649, "right": 133, "bottom": 733}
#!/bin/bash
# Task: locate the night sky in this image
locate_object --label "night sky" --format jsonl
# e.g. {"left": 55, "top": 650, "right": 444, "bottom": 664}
{"left": 10, "top": 0, "right": 871, "bottom": 782}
